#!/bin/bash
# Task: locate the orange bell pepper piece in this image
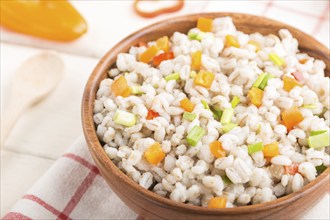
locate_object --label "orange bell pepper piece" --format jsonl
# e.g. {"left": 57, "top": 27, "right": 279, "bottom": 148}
{"left": 281, "top": 107, "right": 304, "bottom": 131}
{"left": 191, "top": 51, "right": 202, "bottom": 70}
{"left": 208, "top": 197, "right": 227, "bottom": 208}
{"left": 139, "top": 45, "right": 159, "bottom": 63}
{"left": 209, "top": 141, "right": 226, "bottom": 158}
{"left": 197, "top": 17, "right": 213, "bottom": 32}
{"left": 194, "top": 70, "right": 215, "bottom": 88}
{"left": 180, "top": 98, "right": 194, "bottom": 112}
{"left": 225, "top": 35, "right": 240, "bottom": 48}
{"left": 0, "top": 0, "right": 87, "bottom": 42}
{"left": 263, "top": 142, "right": 279, "bottom": 157}
{"left": 153, "top": 51, "right": 174, "bottom": 66}
{"left": 283, "top": 76, "right": 301, "bottom": 92}
{"left": 247, "top": 87, "right": 264, "bottom": 107}
{"left": 111, "top": 76, "right": 131, "bottom": 97}
{"left": 146, "top": 109, "right": 160, "bottom": 120}
{"left": 156, "top": 36, "right": 170, "bottom": 52}
{"left": 144, "top": 142, "right": 165, "bottom": 165}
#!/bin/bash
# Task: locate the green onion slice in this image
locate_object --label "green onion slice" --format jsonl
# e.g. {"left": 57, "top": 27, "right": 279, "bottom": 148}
{"left": 222, "top": 123, "right": 237, "bottom": 133}
{"left": 165, "top": 73, "right": 180, "bottom": 81}
{"left": 259, "top": 73, "right": 274, "bottom": 90}
{"left": 220, "top": 108, "right": 234, "bottom": 124}
{"left": 253, "top": 73, "right": 267, "bottom": 88}
{"left": 269, "top": 52, "right": 285, "bottom": 67}
{"left": 187, "top": 126, "right": 205, "bottom": 146}
{"left": 210, "top": 105, "right": 222, "bottom": 121}
{"left": 130, "top": 86, "right": 144, "bottom": 95}
{"left": 231, "top": 96, "right": 240, "bottom": 108}
{"left": 302, "top": 104, "right": 317, "bottom": 109}
{"left": 201, "top": 100, "right": 210, "bottom": 110}
{"left": 248, "top": 142, "right": 264, "bottom": 154}
{"left": 310, "top": 130, "right": 327, "bottom": 136}
{"left": 183, "top": 112, "right": 197, "bottom": 121}
{"left": 114, "top": 110, "right": 137, "bottom": 127}
{"left": 188, "top": 32, "right": 199, "bottom": 40}
{"left": 308, "top": 131, "right": 329, "bottom": 149}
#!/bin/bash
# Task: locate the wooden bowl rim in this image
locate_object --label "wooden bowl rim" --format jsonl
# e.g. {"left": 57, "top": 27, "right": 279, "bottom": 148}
{"left": 82, "top": 12, "right": 330, "bottom": 215}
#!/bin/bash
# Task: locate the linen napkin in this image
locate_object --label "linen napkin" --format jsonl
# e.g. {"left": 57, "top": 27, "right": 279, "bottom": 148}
{"left": 3, "top": 137, "right": 137, "bottom": 220}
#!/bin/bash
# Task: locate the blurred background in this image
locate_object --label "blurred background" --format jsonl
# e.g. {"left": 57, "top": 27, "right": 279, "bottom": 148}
{"left": 1, "top": 0, "right": 329, "bottom": 217}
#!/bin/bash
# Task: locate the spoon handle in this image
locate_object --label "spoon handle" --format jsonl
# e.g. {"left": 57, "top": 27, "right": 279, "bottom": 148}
{"left": 1, "top": 95, "right": 31, "bottom": 148}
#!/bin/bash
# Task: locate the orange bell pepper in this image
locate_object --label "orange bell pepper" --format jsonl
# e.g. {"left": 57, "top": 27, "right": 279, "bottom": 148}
{"left": 281, "top": 107, "right": 304, "bottom": 131}
{"left": 0, "top": 0, "right": 87, "bottom": 42}
{"left": 153, "top": 51, "right": 174, "bottom": 66}
{"left": 197, "top": 17, "right": 213, "bottom": 32}
{"left": 209, "top": 141, "right": 226, "bottom": 158}
{"left": 111, "top": 76, "right": 131, "bottom": 97}
{"left": 180, "top": 98, "right": 194, "bottom": 112}
{"left": 263, "top": 142, "right": 279, "bottom": 157}
{"left": 247, "top": 87, "right": 264, "bottom": 107}
{"left": 283, "top": 76, "right": 301, "bottom": 92}
{"left": 144, "top": 142, "right": 165, "bottom": 165}
{"left": 225, "top": 35, "right": 240, "bottom": 48}
{"left": 191, "top": 51, "right": 202, "bottom": 70}
{"left": 146, "top": 109, "right": 160, "bottom": 120}
{"left": 194, "top": 70, "right": 215, "bottom": 88}
{"left": 156, "top": 36, "right": 170, "bottom": 52}
{"left": 139, "top": 45, "right": 159, "bottom": 63}
{"left": 208, "top": 197, "right": 227, "bottom": 208}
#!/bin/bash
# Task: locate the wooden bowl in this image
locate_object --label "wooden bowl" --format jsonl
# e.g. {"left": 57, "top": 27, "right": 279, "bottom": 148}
{"left": 82, "top": 13, "right": 330, "bottom": 219}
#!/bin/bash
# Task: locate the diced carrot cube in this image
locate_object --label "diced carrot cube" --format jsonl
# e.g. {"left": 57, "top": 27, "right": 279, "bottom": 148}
{"left": 194, "top": 70, "right": 215, "bottom": 88}
{"left": 263, "top": 142, "right": 279, "bottom": 157}
{"left": 139, "top": 45, "right": 159, "bottom": 63}
{"left": 197, "top": 17, "right": 213, "bottom": 32}
{"left": 247, "top": 87, "right": 264, "bottom": 108}
{"left": 283, "top": 75, "right": 301, "bottom": 92}
{"left": 111, "top": 76, "right": 131, "bottom": 97}
{"left": 209, "top": 141, "right": 226, "bottom": 158}
{"left": 144, "top": 142, "right": 165, "bottom": 165}
{"left": 156, "top": 36, "right": 170, "bottom": 52}
{"left": 208, "top": 197, "right": 227, "bottom": 208}
{"left": 191, "top": 50, "right": 202, "bottom": 70}
{"left": 180, "top": 98, "right": 194, "bottom": 112}
{"left": 281, "top": 107, "right": 304, "bottom": 131}
{"left": 225, "top": 35, "right": 240, "bottom": 48}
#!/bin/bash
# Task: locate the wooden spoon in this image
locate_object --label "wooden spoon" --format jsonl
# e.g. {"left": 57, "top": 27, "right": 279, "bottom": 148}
{"left": 1, "top": 51, "right": 64, "bottom": 148}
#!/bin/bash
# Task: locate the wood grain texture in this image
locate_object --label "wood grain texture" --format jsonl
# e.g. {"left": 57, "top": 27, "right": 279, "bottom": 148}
{"left": 82, "top": 13, "right": 330, "bottom": 220}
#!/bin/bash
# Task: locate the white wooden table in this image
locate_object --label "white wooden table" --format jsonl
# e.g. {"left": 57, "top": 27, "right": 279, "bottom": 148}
{"left": 1, "top": 1, "right": 329, "bottom": 218}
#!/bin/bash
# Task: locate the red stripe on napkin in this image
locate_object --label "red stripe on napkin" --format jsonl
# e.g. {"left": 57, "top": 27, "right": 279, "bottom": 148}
{"left": 60, "top": 170, "right": 98, "bottom": 219}
{"left": 3, "top": 212, "right": 32, "bottom": 220}
{"left": 22, "top": 195, "right": 71, "bottom": 220}
{"left": 62, "top": 153, "right": 100, "bottom": 174}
